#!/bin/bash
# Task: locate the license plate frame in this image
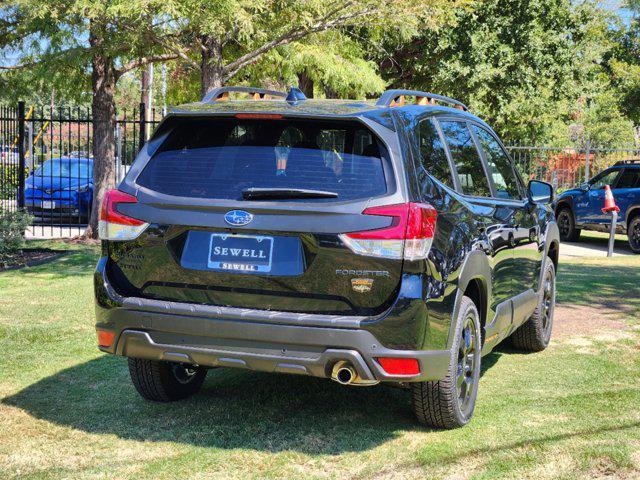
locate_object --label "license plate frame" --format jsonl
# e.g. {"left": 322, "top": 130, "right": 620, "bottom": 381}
{"left": 41, "top": 200, "right": 56, "bottom": 210}
{"left": 207, "top": 233, "right": 274, "bottom": 273}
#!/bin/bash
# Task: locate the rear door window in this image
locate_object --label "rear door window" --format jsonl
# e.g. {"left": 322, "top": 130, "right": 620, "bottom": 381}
{"left": 439, "top": 120, "right": 491, "bottom": 197}
{"left": 417, "top": 119, "right": 454, "bottom": 188}
{"left": 136, "top": 118, "right": 389, "bottom": 201}
{"left": 471, "top": 125, "right": 522, "bottom": 199}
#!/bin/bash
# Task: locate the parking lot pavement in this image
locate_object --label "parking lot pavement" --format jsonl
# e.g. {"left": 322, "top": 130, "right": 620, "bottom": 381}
{"left": 560, "top": 235, "right": 634, "bottom": 259}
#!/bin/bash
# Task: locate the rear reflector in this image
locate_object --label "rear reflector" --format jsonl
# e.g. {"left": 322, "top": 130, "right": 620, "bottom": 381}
{"left": 97, "top": 329, "right": 115, "bottom": 348}
{"left": 98, "top": 189, "right": 149, "bottom": 241}
{"left": 377, "top": 357, "right": 420, "bottom": 375}
{"left": 339, "top": 203, "right": 437, "bottom": 260}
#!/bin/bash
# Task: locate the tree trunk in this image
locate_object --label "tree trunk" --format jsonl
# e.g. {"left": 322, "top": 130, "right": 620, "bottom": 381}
{"left": 201, "top": 36, "right": 225, "bottom": 97}
{"left": 85, "top": 23, "right": 117, "bottom": 239}
{"left": 324, "top": 84, "right": 339, "bottom": 99}
{"left": 297, "top": 71, "right": 314, "bottom": 98}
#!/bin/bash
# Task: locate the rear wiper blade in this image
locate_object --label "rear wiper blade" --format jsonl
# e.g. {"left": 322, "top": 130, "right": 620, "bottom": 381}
{"left": 242, "top": 187, "right": 338, "bottom": 200}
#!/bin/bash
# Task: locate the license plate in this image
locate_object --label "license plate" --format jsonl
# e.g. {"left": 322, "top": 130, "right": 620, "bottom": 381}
{"left": 41, "top": 201, "right": 56, "bottom": 209}
{"left": 208, "top": 234, "right": 273, "bottom": 273}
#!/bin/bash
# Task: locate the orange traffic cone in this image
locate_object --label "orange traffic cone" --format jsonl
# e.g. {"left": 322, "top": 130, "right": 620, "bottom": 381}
{"left": 601, "top": 185, "right": 620, "bottom": 213}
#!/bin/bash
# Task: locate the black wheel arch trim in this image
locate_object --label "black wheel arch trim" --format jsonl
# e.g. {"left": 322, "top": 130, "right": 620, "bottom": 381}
{"left": 554, "top": 199, "right": 573, "bottom": 216}
{"left": 626, "top": 206, "right": 640, "bottom": 226}
{"left": 445, "top": 249, "right": 491, "bottom": 350}
{"left": 539, "top": 221, "right": 560, "bottom": 290}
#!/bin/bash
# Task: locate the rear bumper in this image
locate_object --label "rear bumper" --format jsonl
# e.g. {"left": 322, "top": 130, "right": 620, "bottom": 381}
{"left": 95, "top": 257, "right": 451, "bottom": 383}
{"left": 26, "top": 206, "right": 85, "bottom": 218}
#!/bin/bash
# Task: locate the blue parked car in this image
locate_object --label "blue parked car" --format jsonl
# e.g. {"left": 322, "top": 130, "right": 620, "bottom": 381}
{"left": 555, "top": 160, "right": 640, "bottom": 253}
{"left": 24, "top": 156, "right": 93, "bottom": 222}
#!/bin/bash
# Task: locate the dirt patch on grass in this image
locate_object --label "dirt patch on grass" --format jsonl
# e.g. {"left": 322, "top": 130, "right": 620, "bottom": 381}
{"left": 0, "top": 249, "right": 65, "bottom": 271}
{"left": 554, "top": 303, "right": 630, "bottom": 339}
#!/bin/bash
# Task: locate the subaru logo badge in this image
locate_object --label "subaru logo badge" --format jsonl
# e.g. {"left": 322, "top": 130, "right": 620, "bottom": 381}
{"left": 224, "top": 210, "right": 253, "bottom": 226}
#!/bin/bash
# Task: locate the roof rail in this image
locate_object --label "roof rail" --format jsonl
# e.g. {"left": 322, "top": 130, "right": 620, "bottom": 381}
{"left": 376, "top": 89, "right": 468, "bottom": 111}
{"left": 202, "top": 86, "right": 287, "bottom": 103}
{"left": 615, "top": 159, "right": 640, "bottom": 166}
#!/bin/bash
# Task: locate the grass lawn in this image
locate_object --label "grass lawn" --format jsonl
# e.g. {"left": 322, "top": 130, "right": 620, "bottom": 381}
{"left": 0, "top": 240, "right": 639, "bottom": 479}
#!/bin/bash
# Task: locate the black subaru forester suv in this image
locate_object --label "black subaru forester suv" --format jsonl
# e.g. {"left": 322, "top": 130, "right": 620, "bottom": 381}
{"left": 95, "top": 87, "right": 559, "bottom": 429}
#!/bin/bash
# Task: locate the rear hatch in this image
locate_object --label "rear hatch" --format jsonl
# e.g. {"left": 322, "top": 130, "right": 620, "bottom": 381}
{"left": 105, "top": 115, "right": 406, "bottom": 316}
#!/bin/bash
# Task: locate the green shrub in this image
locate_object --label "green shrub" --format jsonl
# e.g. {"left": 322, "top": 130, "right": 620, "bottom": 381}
{"left": 0, "top": 165, "right": 20, "bottom": 201}
{"left": 0, "top": 206, "right": 32, "bottom": 261}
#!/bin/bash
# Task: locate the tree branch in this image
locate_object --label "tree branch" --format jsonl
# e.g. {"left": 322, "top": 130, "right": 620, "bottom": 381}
{"left": 117, "top": 21, "right": 201, "bottom": 70}
{"left": 116, "top": 54, "right": 180, "bottom": 77}
{"left": 222, "top": 3, "right": 382, "bottom": 80}
{"left": 0, "top": 45, "right": 92, "bottom": 71}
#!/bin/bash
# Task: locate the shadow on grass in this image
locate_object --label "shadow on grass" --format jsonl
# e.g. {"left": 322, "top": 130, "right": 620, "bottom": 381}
{"left": 5, "top": 247, "right": 99, "bottom": 279}
{"left": 3, "top": 356, "right": 411, "bottom": 454}
{"left": 557, "top": 262, "right": 640, "bottom": 312}
{"left": 4, "top": 351, "right": 507, "bottom": 454}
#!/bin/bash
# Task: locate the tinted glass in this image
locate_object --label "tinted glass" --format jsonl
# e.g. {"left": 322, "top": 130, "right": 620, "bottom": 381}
{"left": 137, "top": 119, "right": 388, "bottom": 201}
{"left": 439, "top": 121, "right": 491, "bottom": 196}
{"left": 417, "top": 119, "right": 453, "bottom": 188}
{"left": 616, "top": 169, "right": 640, "bottom": 189}
{"left": 591, "top": 169, "right": 620, "bottom": 190}
{"left": 472, "top": 125, "right": 521, "bottom": 199}
{"left": 36, "top": 159, "right": 92, "bottom": 179}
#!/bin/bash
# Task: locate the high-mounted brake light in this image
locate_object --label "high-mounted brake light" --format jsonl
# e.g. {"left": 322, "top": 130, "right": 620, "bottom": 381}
{"left": 98, "top": 189, "right": 149, "bottom": 241}
{"left": 235, "top": 113, "right": 284, "bottom": 120}
{"left": 339, "top": 202, "right": 437, "bottom": 260}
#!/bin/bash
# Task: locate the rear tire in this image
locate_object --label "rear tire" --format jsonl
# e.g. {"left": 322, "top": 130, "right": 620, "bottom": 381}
{"left": 627, "top": 216, "right": 640, "bottom": 254}
{"left": 557, "top": 207, "right": 581, "bottom": 242}
{"left": 411, "top": 296, "right": 482, "bottom": 429}
{"left": 128, "top": 358, "right": 207, "bottom": 402}
{"left": 511, "top": 260, "right": 556, "bottom": 352}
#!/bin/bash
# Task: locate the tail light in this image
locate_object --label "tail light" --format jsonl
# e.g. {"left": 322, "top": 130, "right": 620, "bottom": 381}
{"left": 98, "top": 189, "right": 149, "bottom": 241}
{"left": 339, "top": 203, "right": 437, "bottom": 260}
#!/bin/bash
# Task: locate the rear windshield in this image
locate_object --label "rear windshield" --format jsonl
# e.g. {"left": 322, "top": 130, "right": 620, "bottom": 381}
{"left": 136, "top": 117, "right": 389, "bottom": 201}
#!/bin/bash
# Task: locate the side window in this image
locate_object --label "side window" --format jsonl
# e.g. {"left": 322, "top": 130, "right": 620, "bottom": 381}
{"left": 591, "top": 169, "right": 620, "bottom": 190}
{"left": 417, "top": 119, "right": 454, "bottom": 188}
{"left": 616, "top": 169, "right": 640, "bottom": 189}
{"left": 439, "top": 120, "right": 491, "bottom": 197}
{"left": 472, "top": 125, "right": 521, "bottom": 199}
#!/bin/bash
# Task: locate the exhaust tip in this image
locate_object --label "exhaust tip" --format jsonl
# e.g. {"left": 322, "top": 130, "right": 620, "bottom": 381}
{"left": 332, "top": 361, "right": 356, "bottom": 385}
{"left": 336, "top": 367, "right": 355, "bottom": 385}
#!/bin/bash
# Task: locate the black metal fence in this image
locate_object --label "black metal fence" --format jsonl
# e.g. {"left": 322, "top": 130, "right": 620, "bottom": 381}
{"left": 1, "top": 101, "right": 639, "bottom": 238}
{"left": 0, "top": 101, "right": 162, "bottom": 238}
{"left": 507, "top": 143, "right": 640, "bottom": 191}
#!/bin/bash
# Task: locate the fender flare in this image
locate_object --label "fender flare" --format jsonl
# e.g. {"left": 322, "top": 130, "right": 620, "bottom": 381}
{"left": 625, "top": 205, "right": 640, "bottom": 226}
{"left": 445, "top": 249, "right": 492, "bottom": 349}
{"left": 554, "top": 198, "right": 573, "bottom": 216}
{"left": 539, "top": 220, "right": 560, "bottom": 291}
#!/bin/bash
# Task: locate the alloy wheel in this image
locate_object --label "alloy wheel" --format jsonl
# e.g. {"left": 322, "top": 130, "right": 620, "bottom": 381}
{"left": 630, "top": 221, "right": 640, "bottom": 251}
{"left": 558, "top": 211, "right": 571, "bottom": 238}
{"left": 172, "top": 364, "right": 199, "bottom": 384}
{"left": 456, "top": 314, "right": 478, "bottom": 415}
{"left": 541, "top": 267, "right": 555, "bottom": 337}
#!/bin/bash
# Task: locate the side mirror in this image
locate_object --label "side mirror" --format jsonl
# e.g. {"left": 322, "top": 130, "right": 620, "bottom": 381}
{"left": 579, "top": 182, "right": 590, "bottom": 191}
{"left": 527, "top": 180, "right": 554, "bottom": 205}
